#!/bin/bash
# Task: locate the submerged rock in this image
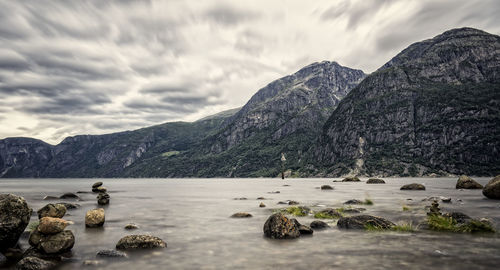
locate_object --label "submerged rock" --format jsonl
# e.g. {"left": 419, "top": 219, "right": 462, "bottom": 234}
{"left": 314, "top": 208, "right": 343, "bottom": 219}
{"left": 342, "top": 208, "right": 366, "bottom": 213}
{"left": 337, "top": 215, "right": 395, "bottom": 230}
{"left": 344, "top": 199, "right": 364, "bottom": 205}
{"left": 37, "top": 204, "right": 66, "bottom": 219}
{"left": 16, "top": 257, "right": 55, "bottom": 270}
{"left": 124, "top": 224, "right": 139, "bottom": 230}
{"left": 400, "top": 183, "right": 426, "bottom": 190}
{"left": 366, "top": 178, "right": 385, "bottom": 184}
{"left": 38, "top": 217, "right": 69, "bottom": 235}
{"left": 320, "top": 185, "right": 334, "bottom": 190}
{"left": 263, "top": 213, "right": 300, "bottom": 239}
{"left": 97, "top": 193, "right": 110, "bottom": 205}
{"left": 96, "top": 249, "right": 128, "bottom": 258}
{"left": 342, "top": 176, "right": 360, "bottom": 182}
{"left": 85, "top": 208, "right": 105, "bottom": 228}
{"left": 116, "top": 235, "right": 166, "bottom": 250}
{"left": 310, "top": 220, "right": 329, "bottom": 229}
{"left": 456, "top": 175, "right": 483, "bottom": 189}
{"left": 483, "top": 175, "right": 500, "bottom": 200}
{"left": 230, "top": 212, "right": 252, "bottom": 218}
{"left": 59, "top": 193, "right": 79, "bottom": 200}
{"left": 0, "top": 194, "right": 32, "bottom": 251}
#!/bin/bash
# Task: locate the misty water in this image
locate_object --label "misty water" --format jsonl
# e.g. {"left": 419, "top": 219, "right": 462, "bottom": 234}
{"left": 1, "top": 178, "right": 500, "bottom": 269}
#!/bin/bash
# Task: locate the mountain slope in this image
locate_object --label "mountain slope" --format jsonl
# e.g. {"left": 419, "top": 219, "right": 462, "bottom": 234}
{"left": 317, "top": 27, "right": 500, "bottom": 177}
{"left": 0, "top": 109, "right": 237, "bottom": 178}
{"left": 124, "top": 61, "right": 365, "bottom": 177}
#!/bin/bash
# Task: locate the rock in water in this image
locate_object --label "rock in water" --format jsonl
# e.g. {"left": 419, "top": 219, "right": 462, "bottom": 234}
{"left": 344, "top": 199, "right": 364, "bottom": 205}
{"left": 337, "top": 215, "right": 395, "bottom": 230}
{"left": 342, "top": 177, "right": 360, "bottom": 182}
{"left": 38, "top": 230, "right": 75, "bottom": 254}
{"left": 97, "top": 193, "right": 110, "bottom": 205}
{"left": 38, "top": 217, "right": 69, "bottom": 234}
{"left": 310, "top": 220, "right": 329, "bottom": 229}
{"left": 263, "top": 213, "right": 300, "bottom": 239}
{"left": 320, "top": 185, "right": 334, "bottom": 190}
{"left": 293, "top": 220, "right": 313, "bottom": 235}
{"left": 59, "top": 193, "right": 79, "bottom": 200}
{"left": 456, "top": 175, "right": 483, "bottom": 189}
{"left": 16, "top": 257, "right": 55, "bottom": 270}
{"left": 92, "top": 182, "right": 103, "bottom": 189}
{"left": 259, "top": 202, "right": 266, "bottom": 208}
{"left": 37, "top": 204, "right": 67, "bottom": 219}
{"left": 96, "top": 249, "right": 128, "bottom": 258}
{"left": 366, "top": 178, "right": 385, "bottom": 184}
{"left": 85, "top": 208, "right": 105, "bottom": 228}
{"left": 124, "top": 224, "right": 139, "bottom": 230}
{"left": 0, "top": 194, "right": 32, "bottom": 251}
{"left": 230, "top": 212, "right": 252, "bottom": 218}
{"left": 93, "top": 186, "right": 107, "bottom": 193}
{"left": 443, "top": 212, "right": 472, "bottom": 224}
{"left": 483, "top": 175, "right": 500, "bottom": 200}
{"left": 116, "top": 235, "right": 166, "bottom": 250}
{"left": 400, "top": 183, "right": 426, "bottom": 190}
{"left": 56, "top": 203, "right": 79, "bottom": 210}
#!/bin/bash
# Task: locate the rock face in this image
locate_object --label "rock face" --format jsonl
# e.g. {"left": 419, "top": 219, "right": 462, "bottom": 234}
{"left": 400, "top": 183, "right": 426, "bottom": 190}
{"left": 16, "top": 257, "right": 55, "bottom": 270}
{"left": 337, "top": 215, "right": 395, "bottom": 230}
{"left": 483, "top": 175, "right": 500, "bottom": 199}
{"left": 37, "top": 204, "right": 66, "bottom": 219}
{"left": 37, "top": 217, "right": 68, "bottom": 234}
{"left": 367, "top": 178, "right": 385, "bottom": 184}
{"left": 116, "top": 235, "right": 166, "bottom": 250}
{"left": 263, "top": 213, "right": 300, "bottom": 239}
{"left": 0, "top": 194, "right": 32, "bottom": 251}
{"left": 85, "top": 209, "right": 105, "bottom": 228}
{"left": 456, "top": 175, "right": 483, "bottom": 189}
{"left": 319, "top": 27, "right": 500, "bottom": 177}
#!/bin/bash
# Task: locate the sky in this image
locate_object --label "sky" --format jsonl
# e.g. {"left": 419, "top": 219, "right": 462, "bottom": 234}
{"left": 0, "top": 0, "right": 499, "bottom": 144}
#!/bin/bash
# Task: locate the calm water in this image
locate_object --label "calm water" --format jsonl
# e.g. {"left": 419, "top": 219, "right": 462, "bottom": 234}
{"left": 1, "top": 178, "right": 500, "bottom": 270}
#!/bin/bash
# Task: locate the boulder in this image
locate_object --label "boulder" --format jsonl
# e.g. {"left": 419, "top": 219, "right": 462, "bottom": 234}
{"left": 456, "top": 175, "right": 483, "bottom": 189}
{"left": 263, "top": 213, "right": 300, "bottom": 239}
{"left": 366, "top": 178, "right": 385, "bottom": 184}
{"left": 337, "top": 215, "right": 395, "bottom": 230}
{"left": 31, "top": 230, "right": 75, "bottom": 254}
{"left": 0, "top": 194, "right": 32, "bottom": 251}
{"left": 85, "top": 209, "right": 105, "bottom": 228}
{"left": 344, "top": 199, "right": 363, "bottom": 205}
{"left": 16, "top": 257, "right": 55, "bottom": 270}
{"left": 92, "top": 182, "right": 103, "bottom": 189}
{"left": 483, "top": 175, "right": 500, "bottom": 200}
{"left": 38, "top": 217, "right": 69, "bottom": 235}
{"left": 310, "top": 220, "right": 329, "bottom": 229}
{"left": 116, "top": 235, "right": 166, "bottom": 250}
{"left": 230, "top": 212, "right": 252, "bottom": 218}
{"left": 320, "top": 185, "right": 334, "bottom": 190}
{"left": 400, "top": 183, "right": 426, "bottom": 190}
{"left": 342, "top": 176, "right": 360, "bottom": 182}
{"left": 59, "top": 193, "right": 79, "bottom": 200}
{"left": 96, "top": 249, "right": 128, "bottom": 258}
{"left": 124, "top": 224, "right": 139, "bottom": 230}
{"left": 37, "top": 204, "right": 66, "bottom": 219}
{"left": 97, "top": 193, "right": 110, "bottom": 205}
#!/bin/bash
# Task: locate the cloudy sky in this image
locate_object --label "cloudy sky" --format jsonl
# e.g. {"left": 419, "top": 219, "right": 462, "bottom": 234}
{"left": 0, "top": 0, "right": 499, "bottom": 144}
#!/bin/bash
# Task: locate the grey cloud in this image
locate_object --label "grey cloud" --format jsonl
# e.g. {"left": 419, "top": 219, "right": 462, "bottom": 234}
{"left": 234, "top": 30, "right": 265, "bottom": 56}
{"left": 20, "top": 94, "right": 110, "bottom": 115}
{"left": 203, "top": 5, "right": 260, "bottom": 26}
{"left": 0, "top": 50, "right": 30, "bottom": 71}
{"left": 320, "top": 1, "right": 351, "bottom": 21}
{"left": 345, "top": 0, "right": 396, "bottom": 30}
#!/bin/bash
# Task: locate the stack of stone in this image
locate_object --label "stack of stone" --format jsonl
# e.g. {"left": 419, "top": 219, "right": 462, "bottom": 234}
{"left": 28, "top": 204, "right": 75, "bottom": 256}
{"left": 427, "top": 200, "right": 441, "bottom": 216}
{"left": 92, "top": 181, "right": 110, "bottom": 205}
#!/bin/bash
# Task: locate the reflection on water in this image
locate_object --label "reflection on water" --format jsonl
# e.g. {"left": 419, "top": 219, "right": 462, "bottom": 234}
{"left": 1, "top": 178, "right": 499, "bottom": 269}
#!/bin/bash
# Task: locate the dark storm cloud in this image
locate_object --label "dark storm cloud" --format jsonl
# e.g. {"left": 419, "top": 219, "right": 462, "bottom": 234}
{"left": 19, "top": 94, "right": 110, "bottom": 115}
{"left": 0, "top": 50, "right": 30, "bottom": 71}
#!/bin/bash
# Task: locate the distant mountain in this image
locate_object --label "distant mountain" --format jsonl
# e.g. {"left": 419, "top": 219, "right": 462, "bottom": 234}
{"left": 316, "top": 27, "right": 500, "bottom": 177}
{"left": 124, "top": 61, "right": 365, "bottom": 177}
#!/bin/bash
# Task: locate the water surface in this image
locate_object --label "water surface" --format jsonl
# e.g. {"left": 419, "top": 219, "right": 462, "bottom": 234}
{"left": 1, "top": 177, "right": 499, "bottom": 269}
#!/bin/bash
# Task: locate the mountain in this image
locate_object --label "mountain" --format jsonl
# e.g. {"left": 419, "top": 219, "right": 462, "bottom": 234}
{"left": 317, "top": 27, "right": 500, "bottom": 177}
{"left": 123, "top": 61, "right": 365, "bottom": 177}
{"left": 0, "top": 110, "right": 236, "bottom": 178}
